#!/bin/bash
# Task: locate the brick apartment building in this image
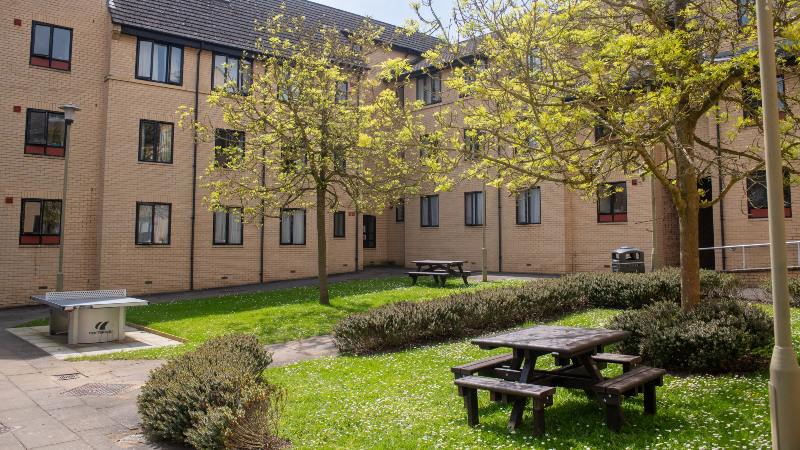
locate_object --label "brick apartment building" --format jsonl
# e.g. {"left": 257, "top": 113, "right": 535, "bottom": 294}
{"left": 1, "top": 0, "right": 796, "bottom": 308}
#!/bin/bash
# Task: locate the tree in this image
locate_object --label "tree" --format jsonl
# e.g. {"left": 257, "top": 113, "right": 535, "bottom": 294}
{"left": 416, "top": 0, "right": 800, "bottom": 310}
{"left": 185, "top": 11, "right": 451, "bottom": 305}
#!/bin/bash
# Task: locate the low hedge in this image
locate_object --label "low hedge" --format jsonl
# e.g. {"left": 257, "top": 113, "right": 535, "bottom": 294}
{"left": 609, "top": 299, "right": 773, "bottom": 372}
{"left": 761, "top": 276, "right": 800, "bottom": 306}
{"left": 332, "top": 269, "right": 739, "bottom": 355}
{"left": 138, "top": 334, "right": 285, "bottom": 450}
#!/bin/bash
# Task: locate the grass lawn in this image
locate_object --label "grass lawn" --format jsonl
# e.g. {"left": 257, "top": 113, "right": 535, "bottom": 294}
{"left": 266, "top": 307, "right": 800, "bottom": 449}
{"left": 70, "top": 276, "right": 515, "bottom": 360}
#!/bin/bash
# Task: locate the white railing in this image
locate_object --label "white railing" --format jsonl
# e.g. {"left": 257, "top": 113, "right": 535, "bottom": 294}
{"left": 699, "top": 240, "right": 800, "bottom": 271}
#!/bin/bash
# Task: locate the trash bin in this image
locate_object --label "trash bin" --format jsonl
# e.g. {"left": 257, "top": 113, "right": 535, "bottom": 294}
{"left": 611, "top": 247, "right": 645, "bottom": 273}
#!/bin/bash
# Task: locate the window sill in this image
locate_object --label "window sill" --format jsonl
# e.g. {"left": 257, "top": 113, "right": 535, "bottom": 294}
{"left": 137, "top": 160, "right": 174, "bottom": 166}
{"left": 213, "top": 244, "right": 244, "bottom": 247}
{"left": 135, "top": 244, "right": 171, "bottom": 247}
{"left": 279, "top": 243, "right": 306, "bottom": 246}
{"left": 135, "top": 76, "right": 183, "bottom": 87}
{"left": 23, "top": 151, "right": 65, "bottom": 159}
{"left": 19, "top": 244, "right": 60, "bottom": 248}
{"left": 30, "top": 60, "right": 71, "bottom": 72}
{"left": 516, "top": 222, "right": 542, "bottom": 226}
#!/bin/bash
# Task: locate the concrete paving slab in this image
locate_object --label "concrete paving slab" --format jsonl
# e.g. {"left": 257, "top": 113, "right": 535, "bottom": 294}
{"left": 9, "top": 415, "right": 78, "bottom": 449}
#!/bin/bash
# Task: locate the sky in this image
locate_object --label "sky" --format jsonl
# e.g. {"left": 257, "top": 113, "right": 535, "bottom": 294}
{"left": 309, "top": 0, "right": 456, "bottom": 28}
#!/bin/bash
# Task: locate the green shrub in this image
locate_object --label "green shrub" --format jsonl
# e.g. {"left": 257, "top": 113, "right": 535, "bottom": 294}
{"left": 333, "top": 269, "right": 740, "bottom": 355}
{"left": 761, "top": 276, "right": 800, "bottom": 306}
{"left": 138, "top": 333, "right": 285, "bottom": 449}
{"left": 609, "top": 299, "right": 773, "bottom": 372}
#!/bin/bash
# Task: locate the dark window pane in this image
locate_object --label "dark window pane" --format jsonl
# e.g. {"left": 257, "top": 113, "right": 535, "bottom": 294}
{"left": 137, "top": 204, "right": 153, "bottom": 244}
{"left": 598, "top": 196, "right": 613, "bottom": 214}
{"left": 137, "top": 40, "right": 152, "bottom": 78}
{"left": 42, "top": 201, "right": 62, "bottom": 234}
{"left": 27, "top": 111, "right": 47, "bottom": 144}
{"left": 32, "top": 25, "right": 51, "bottom": 56}
{"left": 152, "top": 43, "right": 168, "bottom": 82}
{"left": 280, "top": 210, "right": 292, "bottom": 244}
{"left": 47, "top": 113, "right": 65, "bottom": 147}
{"left": 612, "top": 186, "right": 627, "bottom": 213}
{"left": 292, "top": 210, "right": 305, "bottom": 244}
{"left": 529, "top": 188, "right": 541, "bottom": 223}
{"left": 22, "top": 201, "right": 42, "bottom": 233}
{"left": 213, "top": 55, "right": 227, "bottom": 89}
{"left": 140, "top": 122, "right": 156, "bottom": 161}
{"left": 517, "top": 193, "right": 528, "bottom": 223}
{"left": 169, "top": 47, "right": 182, "bottom": 83}
{"left": 51, "top": 28, "right": 70, "bottom": 61}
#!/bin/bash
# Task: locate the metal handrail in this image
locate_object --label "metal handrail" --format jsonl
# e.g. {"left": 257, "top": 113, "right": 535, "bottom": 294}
{"left": 699, "top": 240, "right": 800, "bottom": 270}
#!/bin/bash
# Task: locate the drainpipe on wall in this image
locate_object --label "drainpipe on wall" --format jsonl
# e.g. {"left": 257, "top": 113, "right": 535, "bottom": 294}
{"left": 355, "top": 208, "right": 359, "bottom": 271}
{"left": 716, "top": 103, "right": 727, "bottom": 270}
{"left": 497, "top": 187, "right": 503, "bottom": 272}
{"left": 651, "top": 173, "right": 659, "bottom": 272}
{"left": 189, "top": 47, "right": 201, "bottom": 291}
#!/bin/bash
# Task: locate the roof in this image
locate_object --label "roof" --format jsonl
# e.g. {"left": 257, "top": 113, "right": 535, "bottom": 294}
{"left": 107, "top": 0, "right": 441, "bottom": 55}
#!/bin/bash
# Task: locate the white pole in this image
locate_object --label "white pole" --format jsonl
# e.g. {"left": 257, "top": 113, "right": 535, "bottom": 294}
{"left": 753, "top": 0, "right": 800, "bottom": 447}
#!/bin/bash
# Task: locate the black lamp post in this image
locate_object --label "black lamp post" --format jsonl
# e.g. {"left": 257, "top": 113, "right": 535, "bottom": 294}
{"left": 56, "top": 103, "right": 80, "bottom": 292}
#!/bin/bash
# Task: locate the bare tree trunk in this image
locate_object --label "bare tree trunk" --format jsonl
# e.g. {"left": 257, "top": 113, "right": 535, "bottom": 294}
{"left": 316, "top": 187, "right": 330, "bottom": 306}
{"left": 675, "top": 124, "right": 702, "bottom": 311}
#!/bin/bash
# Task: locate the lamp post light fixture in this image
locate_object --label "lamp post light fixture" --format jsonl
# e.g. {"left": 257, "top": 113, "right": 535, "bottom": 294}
{"left": 752, "top": 0, "right": 800, "bottom": 447}
{"left": 56, "top": 103, "right": 80, "bottom": 292}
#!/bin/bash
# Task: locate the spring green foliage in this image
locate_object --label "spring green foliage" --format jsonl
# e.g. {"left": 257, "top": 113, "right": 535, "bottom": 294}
{"left": 181, "top": 9, "right": 454, "bottom": 304}
{"left": 414, "top": 0, "right": 800, "bottom": 309}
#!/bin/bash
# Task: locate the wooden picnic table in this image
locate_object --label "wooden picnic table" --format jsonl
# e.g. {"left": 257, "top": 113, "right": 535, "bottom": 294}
{"left": 409, "top": 260, "right": 471, "bottom": 286}
{"left": 471, "top": 325, "right": 630, "bottom": 429}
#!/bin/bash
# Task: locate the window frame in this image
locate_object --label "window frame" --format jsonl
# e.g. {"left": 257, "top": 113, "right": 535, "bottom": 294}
{"left": 214, "top": 129, "right": 245, "bottom": 168}
{"left": 415, "top": 72, "right": 442, "bottom": 105}
{"left": 30, "top": 21, "right": 72, "bottom": 71}
{"left": 597, "top": 181, "right": 628, "bottom": 223}
{"left": 420, "top": 195, "right": 440, "bottom": 228}
{"left": 135, "top": 202, "right": 172, "bottom": 245}
{"left": 24, "top": 109, "right": 66, "bottom": 157}
{"left": 138, "top": 119, "right": 174, "bottom": 164}
{"left": 213, "top": 207, "right": 244, "bottom": 245}
{"left": 516, "top": 187, "right": 542, "bottom": 225}
{"left": 134, "top": 37, "right": 184, "bottom": 85}
{"left": 212, "top": 52, "right": 253, "bottom": 93}
{"left": 363, "top": 214, "right": 377, "bottom": 249}
{"left": 19, "top": 198, "right": 62, "bottom": 245}
{"left": 279, "top": 208, "right": 306, "bottom": 245}
{"left": 396, "top": 199, "right": 405, "bottom": 222}
{"left": 333, "top": 211, "right": 346, "bottom": 238}
{"left": 464, "top": 191, "right": 485, "bottom": 226}
{"left": 746, "top": 169, "right": 792, "bottom": 218}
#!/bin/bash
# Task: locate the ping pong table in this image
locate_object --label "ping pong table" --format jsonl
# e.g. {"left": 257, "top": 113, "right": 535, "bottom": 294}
{"left": 30, "top": 289, "right": 149, "bottom": 345}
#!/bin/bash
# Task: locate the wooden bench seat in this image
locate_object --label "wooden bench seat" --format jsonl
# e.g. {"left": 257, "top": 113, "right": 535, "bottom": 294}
{"left": 455, "top": 375, "right": 555, "bottom": 435}
{"left": 407, "top": 270, "right": 472, "bottom": 286}
{"left": 592, "top": 353, "right": 642, "bottom": 372}
{"left": 451, "top": 353, "right": 515, "bottom": 378}
{"left": 593, "top": 366, "right": 667, "bottom": 431}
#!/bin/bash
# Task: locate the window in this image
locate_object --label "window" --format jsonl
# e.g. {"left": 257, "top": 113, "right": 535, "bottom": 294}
{"left": 333, "top": 211, "right": 346, "bottom": 237}
{"left": 335, "top": 81, "right": 349, "bottom": 103}
{"left": 464, "top": 129, "right": 484, "bottom": 159}
{"left": 136, "top": 38, "right": 183, "bottom": 85}
{"left": 416, "top": 72, "right": 442, "bottom": 105}
{"left": 19, "top": 199, "right": 62, "bottom": 245}
{"left": 516, "top": 187, "right": 541, "bottom": 225}
{"left": 597, "top": 182, "right": 628, "bottom": 223}
{"left": 527, "top": 48, "right": 542, "bottom": 70}
{"left": 213, "top": 207, "right": 243, "bottom": 245}
{"left": 743, "top": 75, "right": 786, "bottom": 121}
{"left": 747, "top": 170, "right": 792, "bottom": 218}
{"left": 214, "top": 129, "right": 245, "bottom": 168}
{"left": 737, "top": 0, "right": 753, "bottom": 26}
{"left": 136, "top": 202, "right": 171, "bottom": 245}
{"left": 363, "top": 215, "right": 376, "bottom": 248}
{"left": 30, "top": 22, "right": 72, "bottom": 70}
{"left": 420, "top": 195, "right": 440, "bottom": 227}
{"left": 25, "top": 109, "right": 65, "bottom": 156}
{"left": 213, "top": 53, "right": 252, "bottom": 93}
{"left": 139, "top": 120, "right": 173, "bottom": 163}
{"left": 395, "top": 85, "right": 405, "bottom": 108}
{"left": 396, "top": 199, "right": 405, "bottom": 222}
{"left": 464, "top": 191, "right": 485, "bottom": 226}
{"left": 280, "top": 209, "right": 306, "bottom": 245}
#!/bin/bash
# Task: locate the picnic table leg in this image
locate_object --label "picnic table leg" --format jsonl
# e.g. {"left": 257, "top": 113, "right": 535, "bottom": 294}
{"left": 508, "top": 351, "right": 538, "bottom": 429}
{"left": 410, "top": 275, "right": 418, "bottom": 285}
{"left": 463, "top": 387, "right": 479, "bottom": 426}
{"left": 532, "top": 398, "right": 546, "bottom": 436}
{"left": 643, "top": 382, "right": 657, "bottom": 415}
{"left": 602, "top": 394, "right": 623, "bottom": 432}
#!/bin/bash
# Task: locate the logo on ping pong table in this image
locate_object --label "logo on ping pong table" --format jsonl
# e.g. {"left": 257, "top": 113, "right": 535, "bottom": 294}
{"left": 91, "top": 321, "right": 113, "bottom": 335}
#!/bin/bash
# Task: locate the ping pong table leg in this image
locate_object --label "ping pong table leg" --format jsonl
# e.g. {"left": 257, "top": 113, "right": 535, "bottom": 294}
{"left": 117, "top": 307, "right": 126, "bottom": 341}
{"left": 68, "top": 309, "right": 79, "bottom": 345}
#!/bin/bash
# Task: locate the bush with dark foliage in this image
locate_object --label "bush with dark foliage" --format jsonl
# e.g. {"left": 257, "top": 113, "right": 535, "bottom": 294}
{"left": 761, "top": 276, "right": 800, "bottom": 307}
{"left": 137, "top": 333, "right": 285, "bottom": 449}
{"left": 609, "top": 299, "right": 773, "bottom": 372}
{"left": 333, "top": 269, "right": 740, "bottom": 356}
